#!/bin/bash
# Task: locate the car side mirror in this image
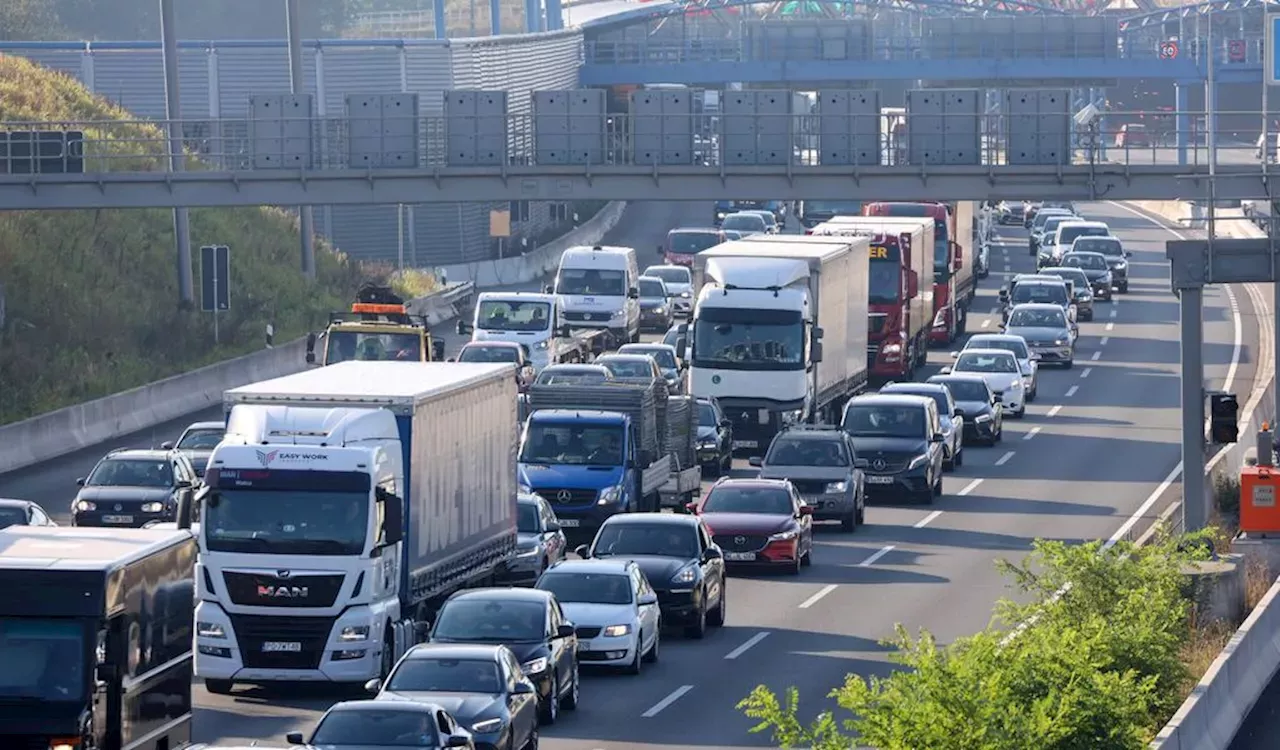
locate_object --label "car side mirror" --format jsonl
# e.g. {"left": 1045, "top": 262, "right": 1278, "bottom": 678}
{"left": 76, "top": 477, "right": 86, "bottom": 486}
{"left": 638, "top": 593, "right": 658, "bottom": 605}
{"left": 998, "top": 289, "right": 1009, "bottom": 300}
{"left": 446, "top": 357, "right": 456, "bottom": 363}
{"left": 628, "top": 287, "right": 640, "bottom": 299}
{"left": 432, "top": 339, "right": 446, "bottom": 361}
{"left": 574, "top": 544, "right": 591, "bottom": 558}
{"left": 161, "top": 441, "right": 174, "bottom": 450}
{"left": 364, "top": 678, "right": 382, "bottom": 693}
{"left": 556, "top": 623, "right": 576, "bottom": 638}
{"left": 685, "top": 501, "right": 699, "bottom": 514}
{"left": 456, "top": 320, "right": 474, "bottom": 336}
{"left": 1125, "top": 250, "right": 1132, "bottom": 258}
{"left": 286, "top": 732, "right": 306, "bottom": 745}
{"left": 931, "top": 432, "right": 945, "bottom": 443}
{"left": 854, "top": 458, "right": 869, "bottom": 469}
{"left": 748, "top": 456, "right": 763, "bottom": 467}
{"left": 953, "top": 408, "right": 964, "bottom": 418}
{"left": 657, "top": 245, "right": 664, "bottom": 254}
{"left": 546, "top": 521, "right": 561, "bottom": 532}
{"left": 676, "top": 339, "right": 687, "bottom": 360}
{"left": 177, "top": 479, "right": 193, "bottom": 489}
{"left": 544, "top": 284, "right": 554, "bottom": 294}
{"left": 799, "top": 505, "right": 814, "bottom": 516}
{"left": 447, "top": 735, "right": 471, "bottom": 748}
{"left": 513, "top": 682, "right": 536, "bottom": 695}
{"left": 939, "top": 366, "right": 952, "bottom": 375}
{"left": 948, "top": 351, "right": 959, "bottom": 359}
{"left": 702, "top": 547, "right": 722, "bottom": 562}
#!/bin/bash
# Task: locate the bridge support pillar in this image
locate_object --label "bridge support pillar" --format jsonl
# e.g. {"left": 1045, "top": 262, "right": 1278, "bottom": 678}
{"left": 433, "top": 0, "right": 447, "bottom": 39}
{"left": 490, "top": 0, "right": 502, "bottom": 35}
{"left": 1176, "top": 83, "right": 1190, "bottom": 166}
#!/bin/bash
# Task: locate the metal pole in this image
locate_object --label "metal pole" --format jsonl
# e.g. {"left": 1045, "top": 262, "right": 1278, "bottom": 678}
{"left": 1207, "top": 11, "right": 1218, "bottom": 262}
{"left": 286, "top": 0, "right": 316, "bottom": 280}
{"left": 397, "top": 205, "right": 406, "bottom": 271}
{"left": 212, "top": 274, "right": 220, "bottom": 345}
{"left": 160, "top": 0, "right": 194, "bottom": 307}
{"left": 1181, "top": 286, "right": 1207, "bottom": 532}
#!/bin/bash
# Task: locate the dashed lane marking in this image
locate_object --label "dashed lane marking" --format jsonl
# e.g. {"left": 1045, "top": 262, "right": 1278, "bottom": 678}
{"left": 1080, "top": 368, "right": 1092, "bottom": 379}
{"left": 642, "top": 686, "right": 694, "bottom": 718}
{"left": 957, "top": 478, "right": 983, "bottom": 496}
{"left": 915, "top": 510, "right": 944, "bottom": 528}
{"left": 1023, "top": 427, "right": 1042, "bottom": 441}
{"left": 1065, "top": 385, "right": 1079, "bottom": 397}
{"left": 797, "top": 584, "right": 838, "bottom": 609}
{"left": 995, "top": 451, "right": 1015, "bottom": 466}
{"left": 858, "top": 545, "right": 895, "bottom": 567}
{"left": 1091, "top": 351, "right": 1102, "bottom": 361}
{"left": 724, "top": 632, "right": 770, "bottom": 660}
{"left": 1047, "top": 405, "right": 1063, "bottom": 417}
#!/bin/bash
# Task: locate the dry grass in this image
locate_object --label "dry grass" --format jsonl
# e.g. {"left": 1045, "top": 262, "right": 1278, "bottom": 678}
{"left": 1179, "top": 617, "right": 1235, "bottom": 696}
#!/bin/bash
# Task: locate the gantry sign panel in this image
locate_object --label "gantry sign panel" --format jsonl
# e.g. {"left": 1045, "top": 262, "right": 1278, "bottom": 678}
{"left": 249, "top": 94, "right": 314, "bottom": 169}
{"left": 346, "top": 93, "right": 421, "bottom": 169}
{"left": 533, "top": 89, "right": 608, "bottom": 165}
{"left": 445, "top": 90, "right": 509, "bottom": 167}
{"left": 817, "top": 89, "right": 881, "bottom": 166}
{"left": 722, "top": 90, "right": 791, "bottom": 166}
{"left": 630, "top": 88, "right": 696, "bottom": 166}
{"left": 906, "top": 88, "right": 981, "bottom": 165}
{"left": 1004, "top": 89, "right": 1071, "bottom": 166}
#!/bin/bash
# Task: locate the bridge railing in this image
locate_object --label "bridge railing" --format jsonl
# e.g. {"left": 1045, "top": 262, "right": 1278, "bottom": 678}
{"left": 0, "top": 109, "right": 1263, "bottom": 174}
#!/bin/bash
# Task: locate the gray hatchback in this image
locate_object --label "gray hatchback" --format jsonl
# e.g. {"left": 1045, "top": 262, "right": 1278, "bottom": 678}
{"left": 750, "top": 426, "right": 865, "bottom": 532}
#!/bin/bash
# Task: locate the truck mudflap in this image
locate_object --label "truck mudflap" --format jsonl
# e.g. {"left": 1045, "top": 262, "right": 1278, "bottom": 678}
{"left": 659, "top": 466, "right": 702, "bottom": 508}
{"left": 639, "top": 454, "right": 674, "bottom": 500}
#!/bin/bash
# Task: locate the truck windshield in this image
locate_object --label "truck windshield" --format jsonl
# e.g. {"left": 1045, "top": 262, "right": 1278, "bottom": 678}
{"left": 476, "top": 301, "right": 551, "bottom": 332}
{"left": 521, "top": 424, "right": 624, "bottom": 466}
{"left": 869, "top": 259, "right": 902, "bottom": 305}
{"left": 327, "top": 332, "right": 421, "bottom": 363}
{"left": 555, "top": 268, "right": 626, "bottom": 296}
{"left": 0, "top": 618, "right": 85, "bottom": 702}
{"left": 204, "top": 490, "right": 369, "bottom": 555}
{"left": 692, "top": 308, "right": 804, "bottom": 371}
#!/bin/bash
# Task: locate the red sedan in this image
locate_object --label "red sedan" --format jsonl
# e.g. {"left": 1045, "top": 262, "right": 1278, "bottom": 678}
{"left": 686, "top": 478, "right": 813, "bottom": 574}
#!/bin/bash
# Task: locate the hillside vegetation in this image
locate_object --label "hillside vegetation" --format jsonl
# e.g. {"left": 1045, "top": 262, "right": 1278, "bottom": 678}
{"left": 0, "top": 53, "right": 372, "bottom": 425}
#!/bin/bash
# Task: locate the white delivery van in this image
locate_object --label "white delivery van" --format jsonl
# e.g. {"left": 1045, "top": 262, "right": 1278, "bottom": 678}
{"left": 551, "top": 245, "right": 641, "bottom": 344}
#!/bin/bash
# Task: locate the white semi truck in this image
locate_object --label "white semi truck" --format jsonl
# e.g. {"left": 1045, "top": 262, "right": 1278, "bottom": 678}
{"left": 688, "top": 235, "right": 871, "bottom": 454}
{"left": 194, "top": 362, "right": 519, "bottom": 693}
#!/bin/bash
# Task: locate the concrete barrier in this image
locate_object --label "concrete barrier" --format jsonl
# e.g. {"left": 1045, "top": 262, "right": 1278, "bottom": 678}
{"left": 439, "top": 201, "right": 627, "bottom": 288}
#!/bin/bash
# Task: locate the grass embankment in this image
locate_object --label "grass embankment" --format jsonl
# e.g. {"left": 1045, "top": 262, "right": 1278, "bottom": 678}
{"left": 0, "top": 53, "right": 443, "bottom": 425}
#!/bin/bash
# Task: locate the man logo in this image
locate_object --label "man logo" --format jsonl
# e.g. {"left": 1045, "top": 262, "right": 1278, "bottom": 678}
{"left": 257, "top": 585, "right": 308, "bottom": 599}
{"left": 256, "top": 450, "right": 279, "bottom": 467}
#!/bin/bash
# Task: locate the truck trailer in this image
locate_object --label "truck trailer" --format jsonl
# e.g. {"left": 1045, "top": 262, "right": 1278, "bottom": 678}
{"left": 194, "top": 361, "right": 519, "bottom": 693}
{"left": 0, "top": 525, "right": 196, "bottom": 750}
{"left": 689, "top": 235, "right": 871, "bottom": 453}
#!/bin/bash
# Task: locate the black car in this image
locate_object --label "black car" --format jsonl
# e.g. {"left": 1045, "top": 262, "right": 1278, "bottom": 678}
{"left": 928, "top": 374, "right": 1004, "bottom": 446}
{"left": 0, "top": 498, "right": 56, "bottom": 529}
{"left": 429, "top": 589, "right": 579, "bottom": 724}
{"left": 289, "top": 699, "right": 475, "bottom": 750}
{"left": 839, "top": 394, "right": 947, "bottom": 504}
{"left": 369, "top": 644, "right": 539, "bottom": 750}
{"left": 1061, "top": 251, "right": 1115, "bottom": 300}
{"left": 161, "top": 420, "right": 224, "bottom": 477}
{"left": 1070, "top": 235, "right": 1131, "bottom": 293}
{"left": 71, "top": 449, "right": 198, "bottom": 528}
{"left": 696, "top": 397, "right": 733, "bottom": 475}
{"left": 576, "top": 513, "right": 726, "bottom": 639}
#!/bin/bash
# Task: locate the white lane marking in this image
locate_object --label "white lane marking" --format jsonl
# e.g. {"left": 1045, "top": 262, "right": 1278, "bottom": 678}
{"left": 797, "top": 584, "right": 838, "bottom": 609}
{"left": 1065, "top": 385, "right": 1079, "bottom": 397}
{"left": 915, "top": 510, "right": 944, "bottom": 528}
{"left": 1105, "top": 461, "right": 1184, "bottom": 549}
{"left": 1100, "top": 336, "right": 1109, "bottom": 346}
{"left": 1222, "top": 284, "right": 1242, "bottom": 395}
{"left": 1110, "top": 309, "right": 1118, "bottom": 318}
{"left": 1105, "top": 322, "right": 1115, "bottom": 331}
{"left": 724, "top": 632, "right": 770, "bottom": 660}
{"left": 957, "top": 478, "right": 983, "bottom": 496}
{"left": 1023, "top": 427, "right": 1042, "bottom": 441}
{"left": 642, "top": 685, "right": 694, "bottom": 717}
{"left": 1047, "top": 404, "right": 1063, "bottom": 417}
{"left": 1091, "top": 351, "right": 1102, "bottom": 361}
{"left": 995, "top": 451, "right": 1015, "bottom": 466}
{"left": 1080, "top": 367, "right": 1092, "bottom": 379}
{"left": 981, "top": 319, "right": 992, "bottom": 329}
{"left": 858, "top": 545, "right": 895, "bottom": 567}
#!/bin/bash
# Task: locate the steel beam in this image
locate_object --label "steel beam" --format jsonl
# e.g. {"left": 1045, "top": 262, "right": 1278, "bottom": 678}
{"left": 0, "top": 164, "right": 1273, "bottom": 209}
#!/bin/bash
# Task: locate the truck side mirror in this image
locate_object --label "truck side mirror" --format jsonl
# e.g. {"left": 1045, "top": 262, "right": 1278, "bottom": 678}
{"left": 456, "top": 320, "right": 474, "bottom": 336}
{"left": 676, "top": 338, "right": 687, "bottom": 360}
{"left": 906, "top": 269, "right": 919, "bottom": 299}
{"left": 379, "top": 490, "right": 404, "bottom": 546}
{"left": 553, "top": 324, "right": 569, "bottom": 337}
{"left": 811, "top": 341, "right": 824, "bottom": 363}
{"left": 748, "top": 456, "right": 763, "bottom": 467}
{"left": 431, "top": 339, "right": 446, "bottom": 361}
{"left": 95, "top": 663, "right": 118, "bottom": 684}
{"left": 305, "top": 332, "right": 317, "bottom": 365}
{"left": 812, "top": 326, "right": 824, "bottom": 341}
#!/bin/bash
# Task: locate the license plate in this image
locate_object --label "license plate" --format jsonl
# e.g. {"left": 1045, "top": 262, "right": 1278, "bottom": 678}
{"left": 724, "top": 552, "right": 756, "bottom": 561}
{"left": 558, "top": 518, "right": 580, "bottom": 527}
{"left": 732, "top": 440, "right": 757, "bottom": 450}
{"left": 262, "top": 641, "right": 301, "bottom": 652}
{"left": 101, "top": 515, "right": 134, "bottom": 524}
{"left": 866, "top": 476, "right": 895, "bottom": 485}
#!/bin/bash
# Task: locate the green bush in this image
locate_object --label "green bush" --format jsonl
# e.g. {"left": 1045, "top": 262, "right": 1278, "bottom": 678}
{"left": 0, "top": 53, "right": 370, "bottom": 424}
{"left": 738, "top": 537, "right": 1209, "bottom": 750}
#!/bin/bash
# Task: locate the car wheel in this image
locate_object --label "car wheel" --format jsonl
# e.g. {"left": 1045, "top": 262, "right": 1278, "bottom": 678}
{"left": 708, "top": 583, "right": 726, "bottom": 627}
{"left": 1063, "top": 359, "right": 1074, "bottom": 370}
{"left": 842, "top": 511, "right": 856, "bottom": 532}
{"left": 943, "top": 447, "right": 956, "bottom": 472}
{"left": 855, "top": 494, "right": 865, "bottom": 525}
{"left": 643, "top": 627, "right": 660, "bottom": 663}
{"left": 801, "top": 544, "right": 813, "bottom": 566}
{"left": 685, "top": 604, "right": 707, "bottom": 639}
{"left": 204, "top": 679, "right": 233, "bottom": 695}
{"left": 539, "top": 676, "right": 559, "bottom": 724}
{"left": 788, "top": 551, "right": 802, "bottom": 575}
{"left": 523, "top": 725, "right": 540, "bottom": 750}
{"left": 721, "top": 453, "right": 733, "bottom": 473}
{"left": 1027, "top": 387, "right": 1037, "bottom": 403}
{"left": 1119, "top": 282, "right": 1129, "bottom": 293}
{"left": 561, "top": 662, "right": 579, "bottom": 709}
{"left": 953, "top": 446, "right": 964, "bottom": 468}
{"left": 626, "top": 640, "right": 643, "bottom": 675}
{"left": 933, "top": 475, "right": 943, "bottom": 499}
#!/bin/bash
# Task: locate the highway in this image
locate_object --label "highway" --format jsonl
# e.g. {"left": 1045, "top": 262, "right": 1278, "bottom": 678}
{"left": 0, "top": 198, "right": 1260, "bottom": 749}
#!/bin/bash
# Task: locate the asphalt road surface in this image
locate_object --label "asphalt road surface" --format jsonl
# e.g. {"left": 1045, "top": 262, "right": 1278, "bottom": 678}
{"left": 0, "top": 199, "right": 1261, "bottom": 750}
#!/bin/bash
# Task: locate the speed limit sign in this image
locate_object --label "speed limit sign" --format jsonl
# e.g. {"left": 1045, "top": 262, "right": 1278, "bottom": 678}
{"left": 1159, "top": 40, "right": 1179, "bottom": 59}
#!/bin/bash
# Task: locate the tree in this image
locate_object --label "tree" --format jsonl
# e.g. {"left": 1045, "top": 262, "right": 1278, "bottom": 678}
{"left": 0, "top": 0, "right": 63, "bottom": 40}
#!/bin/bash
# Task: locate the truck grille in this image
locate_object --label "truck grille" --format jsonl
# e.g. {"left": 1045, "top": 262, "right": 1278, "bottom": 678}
{"left": 230, "top": 614, "right": 336, "bottom": 670}
{"left": 223, "top": 572, "right": 344, "bottom": 608}
{"left": 575, "top": 626, "right": 602, "bottom": 639}
{"left": 714, "top": 534, "right": 767, "bottom": 552}
{"left": 537, "top": 488, "right": 597, "bottom": 506}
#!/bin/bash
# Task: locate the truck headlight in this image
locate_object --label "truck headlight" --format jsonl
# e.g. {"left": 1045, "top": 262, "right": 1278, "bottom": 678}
{"left": 907, "top": 454, "right": 931, "bottom": 470}
{"left": 535, "top": 340, "right": 549, "bottom": 350}
{"left": 824, "top": 480, "right": 848, "bottom": 493}
{"left": 522, "top": 657, "right": 549, "bottom": 674}
{"left": 339, "top": 625, "right": 370, "bottom": 642}
{"left": 141, "top": 502, "right": 164, "bottom": 513}
{"left": 610, "top": 310, "right": 625, "bottom": 320}
{"left": 602, "top": 624, "right": 631, "bottom": 637}
{"left": 597, "top": 485, "right": 623, "bottom": 505}
{"left": 197, "top": 621, "right": 226, "bottom": 639}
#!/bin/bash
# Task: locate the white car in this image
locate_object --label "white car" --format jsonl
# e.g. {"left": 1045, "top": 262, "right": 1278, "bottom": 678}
{"left": 959, "top": 333, "right": 1038, "bottom": 402}
{"left": 941, "top": 348, "right": 1026, "bottom": 417}
{"left": 643, "top": 264, "right": 694, "bottom": 314}
{"left": 535, "top": 558, "right": 661, "bottom": 673}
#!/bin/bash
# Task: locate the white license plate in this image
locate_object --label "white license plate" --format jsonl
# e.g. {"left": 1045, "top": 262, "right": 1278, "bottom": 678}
{"left": 557, "top": 519, "right": 581, "bottom": 528}
{"left": 724, "top": 552, "right": 756, "bottom": 561}
{"left": 732, "top": 440, "right": 757, "bottom": 450}
{"left": 866, "top": 476, "right": 895, "bottom": 485}
{"left": 262, "top": 641, "right": 301, "bottom": 652}
{"left": 101, "top": 515, "right": 134, "bottom": 524}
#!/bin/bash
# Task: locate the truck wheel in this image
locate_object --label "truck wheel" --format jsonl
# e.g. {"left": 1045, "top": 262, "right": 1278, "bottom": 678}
{"left": 379, "top": 625, "right": 395, "bottom": 682}
{"left": 204, "top": 679, "right": 233, "bottom": 695}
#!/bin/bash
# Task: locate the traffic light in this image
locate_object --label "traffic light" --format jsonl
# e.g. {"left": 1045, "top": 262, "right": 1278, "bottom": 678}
{"left": 1209, "top": 392, "right": 1239, "bottom": 444}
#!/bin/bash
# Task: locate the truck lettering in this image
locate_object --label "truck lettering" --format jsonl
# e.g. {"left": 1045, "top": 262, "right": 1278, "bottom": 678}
{"left": 257, "top": 585, "right": 309, "bottom": 598}
{"left": 869, "top": 245, "right": 889, "bottom": 259}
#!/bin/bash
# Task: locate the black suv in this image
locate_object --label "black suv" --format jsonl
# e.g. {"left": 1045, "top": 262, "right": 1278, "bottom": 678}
{"left": 696, "top": 397, "right": 734, "bottom": 475}
{"left": 72, "top": 449, "right": 198, "bottom": 527}
{"left": 751, "top": 425, "right": 865, "bottom": 531}
{"left": 840, "top": 394, "right": 946, "bottom": 505}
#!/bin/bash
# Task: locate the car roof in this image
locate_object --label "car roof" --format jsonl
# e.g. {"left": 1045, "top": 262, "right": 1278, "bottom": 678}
{"left": 544, "top": 558, "right": 634, "bottom": 575}
{"left": 0, "top": 498, "right": 33, "bottom": 508}
{"left": 638, "top": 275, "right": 666, "bottom": 284}
{"left": 1063, "top": 250, "right": 1107, "bottom": 258}
{"left": 403, "top": 643, "right": 508, "bottom": 661}
{"left": 1040, "top": 266, "right": 1088, "bottom": 276}
{"left": 1016, "top": 277, "right": 1066, "bottom": 286}
{"left": 643, "top": 264, "right": 691, "bottom": 275}
{"left": 542, "top": 364, "right": 609, "bottom": 372}
{"left": 848, "top": 394, "right": 936, "bottom": 408}
{"left": 1008, "top": 303, "right": 1065, "bottom": 312}
{"left": 929, "top": 373, "right": 990, "bottom": 385}
{"left": 327, "top": 699, "right": 440, "bottom": 714}
{"left": 102, "top": 449, "right": 172, "bottom": 460}
{"left": 966, "top": 333, "right": 1026, "bottom": 344}
{"left": 620, "top": 343, "right": 676, "bottom": 353}
{"left": 668, "top": 227, "right": 721, "bottom": 235}
{"left": 601, "top": 512, "right": 699, "bottom": 527}
{"left": 463, "top": 340, "right": 522, "bottom": 349}
{"left": 725, "top": 212, "right": 765, "bottom": 220}
{"left": 448, "top": 587, "right": 554, "bottom": 604}
{"left": 596, "top": 354, "right": 655, "bottom": 364}
{"left": 773, "top": 427, "right": 845, "bottom": 440}
{"left": 184, "top": 421, "right": 224, "bottom": 431}
{"left": 958, "top": 348, "right": 1018, "bottom": 357}
{"left": 710, "top": 477, "right": 792, "bottom": 490}
{"left": 882, "top": 382, "right": 949, "bottom": 396}
{"left": 1057, "top": 220, "right": 1107, "bottom": 227}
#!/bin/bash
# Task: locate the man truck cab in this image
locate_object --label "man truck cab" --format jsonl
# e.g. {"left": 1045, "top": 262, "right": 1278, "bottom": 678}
{"left": 551, "top": 246, "right": 641, "bottom": 345}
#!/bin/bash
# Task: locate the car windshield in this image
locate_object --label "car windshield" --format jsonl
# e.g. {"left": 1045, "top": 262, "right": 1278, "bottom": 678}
{"left": 956, "top": 353, "right": 1018, "bottom": 373}
{"left": 638, "top": 279, "right": 666, "bottom": 298}
{"left": 697, "top": 403, "right": 718, "bottom": 426}
{"left": 326, "top": 331, "right": 421, "bottom": 363}
{"left": 622, "top": 347, "right": 677, "bottom": 370}
{"left": 969, "top": 338, "right": 1028, "bottom": 358}
{"left": 598, "top": 359, "right": 653, "bottom": 378}
{"left": 1009, "top": 308, "right": 1066, "bottom": 328}
{"left": 87, "top": 459, "right": 172, "bottom": 488}
{"left": 722, "top": 214, "right": 765, "bottom": 232}
{"left": 765, "top": 438, "right": 849, "bottom": 467}
{"left": 520, "top": 424, "right": 624, "bottom": 466}
{"left": 669, "top": 233, "right": 721, "bottom": 256}
{"left": 885, "top": 389, "right": 949, "bottom": 416}
{"left": 1064, "top": 254, "right": 1108, "bottom": 271}
{"left": 1074, "top": 238, "right": 1123, "bottom": 256}
{"left": 386, "top": 657, "right": 503, "bottom": 694}
{"left": 311, "top": 708, "right": 440, "bottom": 747}
{"left": 177, "top": 428, "right": 223, "bottom": 449}
{"left": 459, "top": 345, "right": 521, "bottom": 364}
{"left": 646, "top": 266, "right": 692, "bottom": 286}
{"left": 937, "top": 379, "right": 989, "bottom": 402}
{"left": 703, "top": 486, "right": 795, "bottom": 513}
{"left": 1011, "top": 284, "right": 1067, "bottom": 306}
{"left": 0, "top": 618, "right": 85, "bottom": 702}
{"left": 537, "top": 572, "right": 633, "bottom": 605}
{"left": 842, "top": 404, "right": 926, "bottom": 439}
{"left": 476, "top": 301, "right": 551, "bottom": 332}
{"left": 204, "top": 489, "right": 369, "bottom": 556}
{"left": 517, "top": 503, "right": 540, "bottom": 533}
{"left": 592, "top": 523, "right": 698, "bottom": 559}
{"left": 0, "top": 507, "right": 26, "bottom": 529}
{"left": 433, "top": 599, "right": 547, "bottom": 642}
{"left": 555, "top": 268, "right": 626, "bottom": 296}
{"left": 536, "top": 369, "right": 608, "bottom": 385}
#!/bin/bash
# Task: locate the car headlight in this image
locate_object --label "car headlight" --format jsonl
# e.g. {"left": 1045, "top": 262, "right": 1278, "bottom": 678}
{"left": 671, "top": 564, "right": 698, "bottom": 584}
{"left": 535, "top": 340, "right": 549, "bottom": 350}
{"left": 610, "top": 310, "right": 625, "bottom": 319}
{"left": 602, "top": 624, "right": 631, "bottom": 637}
{"left": 197, "top": 621, "right": 226, "bottom": 639}
{"left": 698, "top": 438, "right": 717, "bottom": 448}
{"left": 141, "top": 502, "right": 164, "bottom": 513}
{"left": 75, "top": 500, "right": 96, "bottom": 512}
{"left": 339, "top": 625, "right": 370, "bottom": 642}
{"left": 653, "top": 306, "right": 667, "bottom": 314}
{"left": 522, "top": 657, "right": 549, "bottom": 675}
{"left": 768, "top": 529, "right": 799, "bottom": 542}
{"left": 1054, "top": 339, "right": 1066, "bottom": 346}
{"left": 516, "top": 545, "right": 540, "bottom": 558}
{"left": 598, "top": 485, "right": 623, "bottom": 505}
{"left": 680, "top": 291, "right": 691, "bottom": 299}
{"left": 975, "top": 413, "right": 992, "bottom": 423}
{"left": 907, "top": 453, "right": 931, "bottom": 470}
{"left": 1115, "top": 260, "right": 1127, "bottom": 269}
{"left": 471, "top": 718, "right": 505, "bottom": 734}
{"left": 824, "top": 480, "right": 848, "bottom": 493}
{"left": 1009, "top": 380, "right": 1023, "bottom": 390}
